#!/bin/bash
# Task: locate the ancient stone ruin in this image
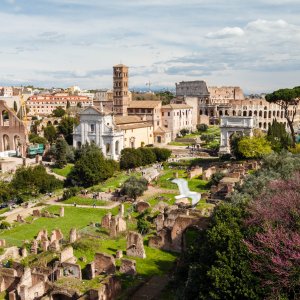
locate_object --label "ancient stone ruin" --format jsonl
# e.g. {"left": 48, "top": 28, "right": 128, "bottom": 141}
{"left": 126, "top": 231, "right": 146, "bottom": 258}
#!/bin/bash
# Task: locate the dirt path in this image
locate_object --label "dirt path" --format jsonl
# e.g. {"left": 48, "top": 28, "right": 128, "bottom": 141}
{"left": 131, "top": 275, "right": 170, "bottom": 300}
{"left": 45, "top": 199, "right": 120, "bottom": 210}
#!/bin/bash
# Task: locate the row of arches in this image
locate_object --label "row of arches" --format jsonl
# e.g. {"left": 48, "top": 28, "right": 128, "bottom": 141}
{"left": 1, "top": 134, "right": 21, "bottom": 151}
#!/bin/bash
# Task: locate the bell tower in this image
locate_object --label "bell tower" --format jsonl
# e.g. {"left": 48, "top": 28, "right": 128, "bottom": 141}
{"left": 113, "top": 64, "right": 129, "bottom": 115}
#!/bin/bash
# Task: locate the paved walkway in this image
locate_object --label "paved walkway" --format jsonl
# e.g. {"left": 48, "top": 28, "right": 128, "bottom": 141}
{"left": 131, "top": 275, "right": 170, "bottom": 300}
{"left": 45, "top": 199, "right": 120, "bottom": 210}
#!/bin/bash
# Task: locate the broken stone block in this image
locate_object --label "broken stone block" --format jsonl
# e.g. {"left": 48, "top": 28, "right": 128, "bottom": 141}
{"left": 126, "top": 231, "right": 146, "bottom": 259}
{"left": 120, "top": 258, "right": 136, "bottom": 275}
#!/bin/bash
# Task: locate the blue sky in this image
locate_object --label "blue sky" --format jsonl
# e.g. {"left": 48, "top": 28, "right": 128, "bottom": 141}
{"left": 1, "top": 0, "right": 300, "bottom": 93}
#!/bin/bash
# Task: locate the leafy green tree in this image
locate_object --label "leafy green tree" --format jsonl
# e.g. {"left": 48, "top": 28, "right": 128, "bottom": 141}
{"left": 137, "top": 147, "right": 156, "bottom": 166}
{"left": 266, "top": 86, "right": 300, "bottom": 146}
{"left": 57, "top": 116, "right": 79, "bottom": 145}
{"left": 120, "top": 148, "right": 142, "bottom": 169}
{"left": 0, "top": 181, "right": 14, "bottom": 203}
{"left": 229, "top": 133, "right": 243, "bottom": 158}
{"left": 11, "top": 165, "right": 62, "bottom": 196}
{"left": 155, "top": 91, "right": 174, "bottom": 105}
{"left": 267, "top": 119, "right": 292, "bottom": 152}
{"left": 237, "top": 136, "right": 272, "bottom": 158}
{"left": 137, "top": 209, "right": 152, "bottom": 234}
{"left": 54, "top": 137, "right": 68, "bottom": 168}
{"left": 29, "top": 133, "right": 47, "bottom": 145}
{"left": 67, "top": 144, "right": 116, "bottom": 187}
{"left": 44, "top": 124, "right": 57, "bottom": 144}
{"left": 13, "top": 100, "right": 18, "bottom": 112}
{"left": 52, "top": 106, "right": 66, "bottom": 117}
{"left": 120, "top": 176, "right": 148, "bottom": 200}
{"left": 201, "top": 133, "right": 215, "bottom": 143}
{"left": 196, "top": 123, "right": 208, "bottom": 132}
{"left": 180, "top": 128, "right": 190, "bottom": 137}
{"left": 152, "top": 147, "right": 171, "bottom": 162}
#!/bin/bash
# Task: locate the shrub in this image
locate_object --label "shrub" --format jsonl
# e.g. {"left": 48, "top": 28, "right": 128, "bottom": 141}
{"left": 200, "top": 133, "right": 215, "bottom": 143}
{"left": 62, "top": 187, "right": 80, "bottom": 200}
{"left": 0, "top": 221, "right": 11, "bottom": 229}
{"left": 197, "top": 123, "right": 208, "bottom": 132}
{"left": 120, "top": 176, "right": 148, "bottom": 200}
{"left": 180, "top": 128, "right": 190, "bottom": 137}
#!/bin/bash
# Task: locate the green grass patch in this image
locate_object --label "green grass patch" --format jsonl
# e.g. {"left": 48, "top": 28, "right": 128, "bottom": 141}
{"left": 0, "top": 207, "right": 9, "bottom": 215}
{"left": 145, "top": 193, "right": 176, "bottom": 207}
{"left": 61, "top": 196, "right": 112, "bottom": 207}
{"left": 90, "top": 171, "right": 140, "bottom": 192}
{"left": 52, "top": 163, "right": 74, "bottom": 177}
{"left": 206, "top": 125, "right": 221, "bottom": 136}
{"left": 0, "top": 206, "right": 119, "bottom": 247}
{"left": 168, "top": 141, "right": 191, "bottom": 146}
{"left": 155, "top": 168, "right": 210, "bottom": 193}
{"left": 74, "top": 235, "right": 177, "bottom": 277}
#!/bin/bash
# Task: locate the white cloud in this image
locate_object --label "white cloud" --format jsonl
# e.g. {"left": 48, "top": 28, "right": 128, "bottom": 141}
{"left": 206, "top": 27, "right": 245, "bottom": 39}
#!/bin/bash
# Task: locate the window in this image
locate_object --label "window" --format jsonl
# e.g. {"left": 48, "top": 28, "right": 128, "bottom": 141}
{"left": 168, "top": 112, "right": 170, "bottom": 116}
{"left": 162, "top": 112, "right": 164, "bottom": 116}
{"left": 157, "top": 121, "right": 160, "bottom": 126}
{"left": 90, "top": 124, "right": 95, "bottom": 132}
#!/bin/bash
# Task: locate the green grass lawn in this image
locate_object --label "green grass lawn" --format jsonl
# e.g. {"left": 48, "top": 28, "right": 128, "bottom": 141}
{"left": 61, "top": 196, "right": 113, "bottom": 207}
{"left": 206, "top": 125, "right": 221, "bottom": 136}
{"left": 52, "top": 164, "right": 74, "bottom": 177}
{"left": 90, "top": 171, "right": 140, "bottom": 192}
{"left": 0, "top": 207, "right": 9, "bottom": 215}
{"left": 73, "top": 234, "right": 177, "bottom": 277}
{"left": 0, "top": 206, "right": 119, "bottom": 247}
{"left": 168, "top": 141, "right": 192, "bottom": 146}
{"left": 145, "top": 193, "right": 177, "bottom": 207}
{"left": 156, "top": 168, "right": 210, "bottom": 193}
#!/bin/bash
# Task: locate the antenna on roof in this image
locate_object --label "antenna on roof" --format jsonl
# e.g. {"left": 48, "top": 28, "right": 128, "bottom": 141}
{"left": 146, "top": 81, "right": 151, "bottom": 93}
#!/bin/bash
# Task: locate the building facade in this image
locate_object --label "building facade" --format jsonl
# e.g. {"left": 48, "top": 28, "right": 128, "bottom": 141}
{"left": 27, "top": 93, "right": 92, "bottom": 116}
{"left": 161, "top": 104, "right": 194, "bottom": 139}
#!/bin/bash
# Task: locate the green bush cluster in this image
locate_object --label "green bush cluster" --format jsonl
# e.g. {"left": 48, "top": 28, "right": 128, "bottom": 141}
{"left": 120, "top": 147, "right": 171, "bottom": 170}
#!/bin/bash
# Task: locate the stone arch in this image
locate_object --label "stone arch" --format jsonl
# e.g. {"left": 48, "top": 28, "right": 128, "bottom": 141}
{"left": 249, "top": 111, "right": 253, "bottom": 117}
{"left": 225, "top": 110, "right": 228, "bottom": 116}
{"left": 182, "top": 225, "right": 201, "bottom": 252}
{"left": 268, "top": 111, "right": 271, "bottom": 118}
{"left": 205, "top": 110, "right": 208, "bottom": 116}
{"left": 254, "top": 110, "right": 257, "bottom": 116}
{"left": 264, "top": 111, "right": 267, "bottom": 118}
{"left": 77, "top": 141, "right": 81, "bottom": 148}
{"left": 259, "top": 111, "right": 262, "bottom": 117}
{"left": 238, "top": 110, "right": 242, "bottom": 116}
{"left": 1, "top": 110, "right": 9, "bottom": 126}
{"left": 281, "top": 111, "right": 284, "bottom": 118}
{"left": 219, "top": 110, "right": 223, "bottom": 116}
{"left": 277, "top": 111, "right": 280, "bottom": 117}
{"left": 273, "top": 111, "right": 276, "bottom": 117}
{"left": 47, "top": 120, "right": 52, "bottom": 125}
{"left": 263, "top": 122, "right": 267, "bottom": 129}
{"left": 14, "top": 135, "right": 20, "bottom": 150}
{"left": 54, "top": 120, "right": 59, "bottom": 125}
{"left": 232, "top": 110, "right": 236, "bottom": 116}
{"left": 259, "top": 122, "right": 262, "bottom": 128}
{"left": 115, "top": 140, "right": 119, "bottom": 155}
{"left": 243, "top": 111, "right": 247, "bottom": 117}
{"left": 200, "top": 109, "right": 203, "bottom": 115}
{"left": 3, "top": 134, "right": 10, "bottom": 150}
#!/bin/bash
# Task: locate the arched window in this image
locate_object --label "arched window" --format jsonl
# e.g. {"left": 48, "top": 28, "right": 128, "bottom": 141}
{"left": 264, "top": 111, "right": 267, "bottom": 118}
{"left": 1, "top": 110, "right": 9, "bottom": 126}
{"left": 232, "top": 110, "right": 236, "bottom": 116}
{"left": 249, "top": 111, "right": 253, "bottom": 117}
{"left": 259, "top": 111, "right": 262, "bottom": 117}
{"left": 254, "top": 111, "right": 257, "bottom": 116}
{"left": 3, "top": 134, "right": 10, "bottom": 150}
{"left": 243, "top": 111, "right": 247, "bottom": 116}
